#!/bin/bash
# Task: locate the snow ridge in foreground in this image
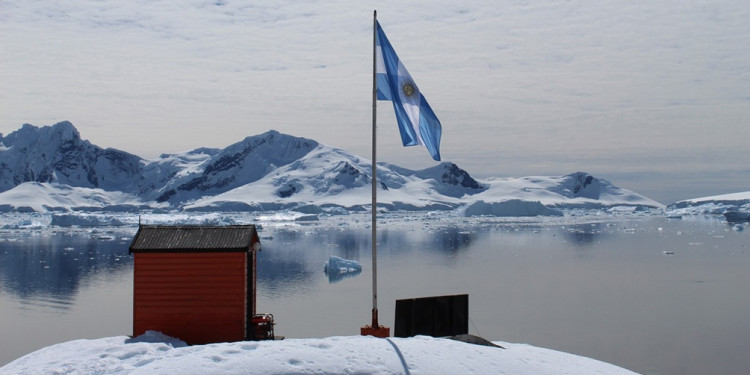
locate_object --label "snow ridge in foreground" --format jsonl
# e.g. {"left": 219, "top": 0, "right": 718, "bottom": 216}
{"left": 1, "top": 334, "right": 640, "bottom": 375}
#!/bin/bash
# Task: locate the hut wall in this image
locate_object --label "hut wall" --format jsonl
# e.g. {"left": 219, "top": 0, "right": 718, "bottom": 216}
{"left": 133, "top": 251, "right": 247, "bottom": 344}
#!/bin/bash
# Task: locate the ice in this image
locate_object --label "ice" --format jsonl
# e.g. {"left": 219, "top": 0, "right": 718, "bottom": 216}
{"left": 667, "top": 191, "right": 750, "bottom": 218}
{"left": 323, "top": 256, "right": 363, "bottom": 283}
{"left": 50, "top": 213, "right": 136, "bottom": 227}
{"left": 324, "top": 256, "right": 362, "bottom": 274}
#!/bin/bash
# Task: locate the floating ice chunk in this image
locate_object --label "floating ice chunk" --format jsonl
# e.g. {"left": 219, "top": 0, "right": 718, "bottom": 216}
{"left": 324, "top": 256, "right": 362, "bottom": 283}
{"left": 324, "top": 256, "right": 362, "bottom": 274}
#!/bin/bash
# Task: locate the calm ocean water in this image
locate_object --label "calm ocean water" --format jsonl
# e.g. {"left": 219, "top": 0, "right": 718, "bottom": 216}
{"left": 0, "top": 213, "right": 748, "bottom": 375}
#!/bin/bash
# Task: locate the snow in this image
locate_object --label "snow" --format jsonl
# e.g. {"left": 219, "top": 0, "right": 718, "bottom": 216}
{"left": 0, "top": 123, "right": 663, "bottom": 215}
{"left": 2, "top": 122, "right": 748, "bottom": 223}
{"left": 184, "top": 162, "right": 662, "bottom": 214}
{"left": 666, "top": 191, "right": 750, "bottom": 216}
{"left": 674, "top": 191, "right": 750, "bottom": 205}
{"left": 1, "top": 332, "right": 640, "bottom": 375}
{"left": 0, "top": 182, "right": 151, "bottom": 214}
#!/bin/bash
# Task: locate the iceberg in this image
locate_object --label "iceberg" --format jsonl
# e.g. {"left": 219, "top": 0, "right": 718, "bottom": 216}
{"left": 324, "top": 256, "right": 362, "bottom": 274}
{"left": 323, "top": 256, "right": 362, "bottom": 282}
{"left": 667, "top": 191, "right": 750, "bottom": 217}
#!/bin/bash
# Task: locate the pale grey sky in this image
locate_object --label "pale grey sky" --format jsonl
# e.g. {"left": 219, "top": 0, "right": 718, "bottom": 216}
{"left": 1, "top": 0, "right": 748, "bottom": 203}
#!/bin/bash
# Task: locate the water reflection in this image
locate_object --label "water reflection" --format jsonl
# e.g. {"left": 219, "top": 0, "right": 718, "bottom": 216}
{"left": 0, "top": 230, "right": 133, "bottom": 310}
{"left": 431, "top": 227, "right": 475, "bottom": 253}
{"left": 2, "top": 216, "right": 748, "bottom": 375}
{"left": 257, "top": 224, "right": 482, "bottom": 293}
{"left": 562, "top": 223, "right": 604, "bottom": 246}
{"left": 325, "top": 268, "right": 361, "bottom": 283}
{"left": 257, "top": 252, "right": 314, "bottom": 297}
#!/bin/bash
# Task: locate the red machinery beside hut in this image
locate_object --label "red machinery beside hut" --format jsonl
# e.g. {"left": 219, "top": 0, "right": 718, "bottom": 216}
{"left": 129, "top": 225, "right": 272, "bottom": 344}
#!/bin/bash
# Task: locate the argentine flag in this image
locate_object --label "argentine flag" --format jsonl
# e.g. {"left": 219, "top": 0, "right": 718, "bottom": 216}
{"left": 375, "top": 21, "right": 442, "bottom": 161}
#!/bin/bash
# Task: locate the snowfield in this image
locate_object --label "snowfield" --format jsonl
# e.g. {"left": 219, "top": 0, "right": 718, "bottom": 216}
{"left": 1, "top": 332, "right": 640, "bottom": 375}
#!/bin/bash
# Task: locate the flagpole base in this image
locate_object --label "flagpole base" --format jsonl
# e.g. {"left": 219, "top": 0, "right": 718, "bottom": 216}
{"left": 360, "top": 324, "right": 390, "bottom": 338}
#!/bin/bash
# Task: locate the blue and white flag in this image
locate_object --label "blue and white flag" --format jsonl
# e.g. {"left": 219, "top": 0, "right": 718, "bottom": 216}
{"left": 375, "top": 21, "right": 442, "bottom": 161}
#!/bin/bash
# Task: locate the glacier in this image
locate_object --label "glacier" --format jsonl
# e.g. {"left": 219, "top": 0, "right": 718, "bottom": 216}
{"left": 666, "top": 191, "right": 750, "bottom": 222}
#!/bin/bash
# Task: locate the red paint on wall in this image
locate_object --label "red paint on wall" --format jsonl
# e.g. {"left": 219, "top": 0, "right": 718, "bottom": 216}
{"left": 132, "top": 252, "right": 247, "bottom": 344}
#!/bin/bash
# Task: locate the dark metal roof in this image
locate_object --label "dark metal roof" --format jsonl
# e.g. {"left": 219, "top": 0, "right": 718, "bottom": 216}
{"left": 129, "top": 225, "right": 259, "bottom": 253}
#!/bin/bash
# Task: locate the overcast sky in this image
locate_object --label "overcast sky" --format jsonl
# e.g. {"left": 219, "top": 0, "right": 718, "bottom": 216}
{"left": 1, "top": 0, "right": 748, "bottom": 203}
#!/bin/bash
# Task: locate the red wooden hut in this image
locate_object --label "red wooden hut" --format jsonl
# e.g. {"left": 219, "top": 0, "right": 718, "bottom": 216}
{"left": 129, "top": 225, "right": 265, "bottom": 344}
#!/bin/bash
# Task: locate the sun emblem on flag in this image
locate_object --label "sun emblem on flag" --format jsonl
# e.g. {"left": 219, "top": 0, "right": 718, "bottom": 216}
{"left": 401, "top": 80, "right": 416, "bottom": 98}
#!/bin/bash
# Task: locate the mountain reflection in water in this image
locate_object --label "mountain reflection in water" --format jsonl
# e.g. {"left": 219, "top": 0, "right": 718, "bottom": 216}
{"left": 0, "top": 230, "right": 134, "bottom": 310}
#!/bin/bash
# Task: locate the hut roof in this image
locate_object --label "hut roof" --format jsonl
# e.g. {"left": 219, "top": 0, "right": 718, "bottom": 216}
{"left": 129, "top": 225, "right": 259, "bottom": 253}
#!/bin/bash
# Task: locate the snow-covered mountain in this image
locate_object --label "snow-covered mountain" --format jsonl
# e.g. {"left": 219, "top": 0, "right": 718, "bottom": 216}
{"left": 0, "top": 122, "right": 662, "bottom": 214}
{"left": 0, "top": 122, "right": 143, "bottom": 193}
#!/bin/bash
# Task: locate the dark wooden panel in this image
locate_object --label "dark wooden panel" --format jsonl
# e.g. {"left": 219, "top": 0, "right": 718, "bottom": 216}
{"left": 394, "top": 294, "right": 469, "bottom": 338}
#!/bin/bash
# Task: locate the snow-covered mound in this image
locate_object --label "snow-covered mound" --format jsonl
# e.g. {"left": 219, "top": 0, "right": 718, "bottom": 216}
{"left": 667, "top": 191, "right": 750, "bottom": 216}
{"left": 1, "top": 333, "right": 640, "bottom": 375}
{"left": 0, "top": 122, "right": 662, "bottom": 214}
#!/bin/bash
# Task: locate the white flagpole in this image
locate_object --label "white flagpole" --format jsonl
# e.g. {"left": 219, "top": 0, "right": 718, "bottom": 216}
{"left": 370, "top": 9, "right": 379, "bottom": 330}
{"left": 362, "top": 9, "right": 388, "bottom": 338}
